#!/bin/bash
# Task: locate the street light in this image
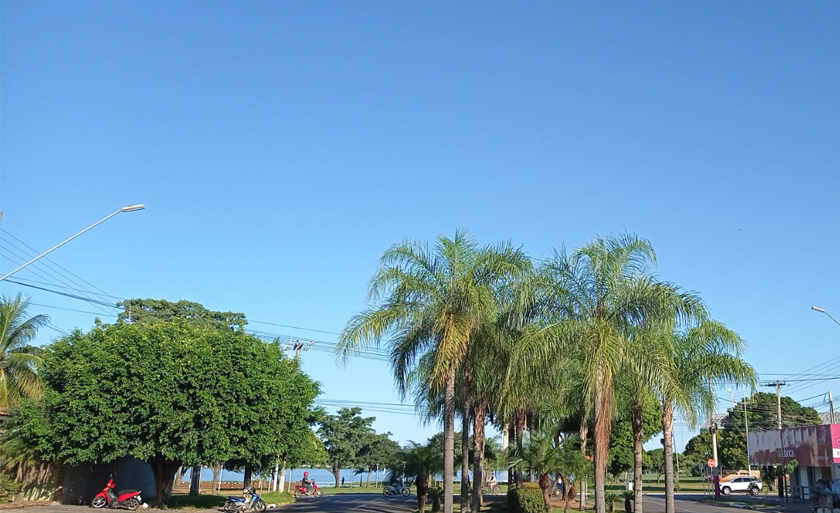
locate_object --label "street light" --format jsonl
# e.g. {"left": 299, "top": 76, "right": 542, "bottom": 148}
{"left": 0, "top": 204, "right": 145, "bottom": 283}
{"left": 812, "top": 306, "right": 840, "bottom": 328}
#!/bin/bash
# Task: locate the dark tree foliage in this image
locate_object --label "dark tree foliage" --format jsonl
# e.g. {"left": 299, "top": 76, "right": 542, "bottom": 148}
{"left": 117, "top": 298, "right": 247, "bottom": 331}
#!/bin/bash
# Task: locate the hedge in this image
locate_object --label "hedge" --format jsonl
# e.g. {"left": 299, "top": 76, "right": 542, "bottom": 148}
{"left": 507, "top": 482, "right": 546, "bottom": 513}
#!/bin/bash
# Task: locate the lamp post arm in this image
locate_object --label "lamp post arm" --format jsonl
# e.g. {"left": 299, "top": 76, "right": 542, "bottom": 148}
{"left": 0, "top": 209, "right": 122, "bottom": 282}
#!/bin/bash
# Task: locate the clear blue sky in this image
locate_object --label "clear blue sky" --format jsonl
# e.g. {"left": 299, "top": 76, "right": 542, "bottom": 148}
{"left": 2, "top": 1, "right": 839, "bottom": 451}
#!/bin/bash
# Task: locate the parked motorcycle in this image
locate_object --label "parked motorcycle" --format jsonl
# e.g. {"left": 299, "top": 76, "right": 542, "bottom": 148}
{"left": 294, "top": 481, "right": 322, "bottom": 498}
{"left": 382, "top": 482, "right": 410, "bottom": 497}
{"left": 91, "top": 479, "right": 146, "bottom": 510}
{"left": 223, "top": 487, "right": 266, "bottom": 512}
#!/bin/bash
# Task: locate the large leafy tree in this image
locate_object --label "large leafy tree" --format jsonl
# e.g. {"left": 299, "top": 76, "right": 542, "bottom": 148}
{"left": 356, "top": 432, "right": 403, "bottom": 487}
{"left": 19, "top": 321, "right": 318, "bottom": 505}
{"left": 318, "top": 407, "right": 376, "bottom": 488}
{"left": 337, "top": 230, "right": 531, "bottom": 513}
{"left": 0, "top": 294, "right": 48, "bottom": 407}
{"left": 513, "top": 235, "right": 702, "bottom": 513}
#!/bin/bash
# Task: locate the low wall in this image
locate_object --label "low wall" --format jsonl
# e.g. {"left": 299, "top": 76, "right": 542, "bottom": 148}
{"left": 61, "top": 457, "right": 156, "bottom": 505}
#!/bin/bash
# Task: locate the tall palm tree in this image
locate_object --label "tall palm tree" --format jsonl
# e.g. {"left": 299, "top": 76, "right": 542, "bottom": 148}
{"left": 625, "top": 304, "right": 705, "bottom": 513}
{"left": 512, "top": 235, "right": 703, "bottom": 513}
{"left": 336, "top": 230, "right": 531, "bottom": 513}
{"left": 659, "top": 321, "right": 755, "bottom": 513}
{"left": 0, "top": 294, "right": 48, "bottom": 407}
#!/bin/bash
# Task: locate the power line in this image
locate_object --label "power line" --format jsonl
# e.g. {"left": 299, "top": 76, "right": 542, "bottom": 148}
{"left": 0, "top": 238, "right": 118, "bottom": 310}
{"left": 0, "top": 229, "right": 123, "bottom": 301}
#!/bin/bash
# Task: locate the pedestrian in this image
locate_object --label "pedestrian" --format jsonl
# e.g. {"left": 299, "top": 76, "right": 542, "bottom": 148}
{"left": 341, "top": 477, "right": 345, "bottom": 487}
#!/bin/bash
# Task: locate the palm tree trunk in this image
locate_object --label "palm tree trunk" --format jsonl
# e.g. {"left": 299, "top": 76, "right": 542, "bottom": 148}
{"left": 632, "top": 398, "right": 644, "bottom": 513}
{"left": 661, "top": 399, "right": 675, "bottom": 513}
{"left": 539, "top": 473, "right": 552, "bottom": 513}
{"left": 515, "top": 408, "right": 526, "bottom": 488}
{"left": 471, "top": 402, "right": 486, "bottom": 513}
{"left": 462, "top": 405, "right": 470, "bottom": 513}
{"left": 444, "top": 367, "right": 456, "bottom": 513}
{"left": 593, "top": 368, "right": 615, "bottom": 513}
{"left": 579, "top": 420, "right": 588, "bottom": 511}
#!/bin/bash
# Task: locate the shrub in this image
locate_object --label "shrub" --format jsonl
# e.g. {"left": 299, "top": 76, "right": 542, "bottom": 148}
{"left": 0, "top": 473, "right": 22, "bottom": 503}
{"left": 507, "top": 482, "right": 545, "bottom": 513}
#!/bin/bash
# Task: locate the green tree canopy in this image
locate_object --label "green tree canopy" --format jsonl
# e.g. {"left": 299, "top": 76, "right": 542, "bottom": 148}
{"left": 318, "top": 407, "right": 376, "bottom": 488}
{"left": 117, "top": 298, "right": 247, "bottom": 331}
{"left": 18, "top": 321, "right": 318, "bottom": 504}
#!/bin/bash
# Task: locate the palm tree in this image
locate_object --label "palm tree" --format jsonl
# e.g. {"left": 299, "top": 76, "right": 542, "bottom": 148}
{"left": 401, "top": 442, "right": 444, "bottom": 513}
{"left": 512, "top": 235, "right": 703, "bottom": 513}
{"left": 660, "top": 321, "right": 755, "bottom": 513}
{"left": 336, "top": 230, "right": 531, "bottom": 513}
{"left": 0, "top": 294, "right": 48, "bottom": 407}
{"left": 508, "top": 428, "right": 587, "bottom": 513}
{"left": 625, "top": 305, "right": 705, "bottom": 513}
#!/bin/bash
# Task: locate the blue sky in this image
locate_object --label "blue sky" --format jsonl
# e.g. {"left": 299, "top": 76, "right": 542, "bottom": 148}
{"left": 2, "top": 1, "right": 839, "bottom": 451}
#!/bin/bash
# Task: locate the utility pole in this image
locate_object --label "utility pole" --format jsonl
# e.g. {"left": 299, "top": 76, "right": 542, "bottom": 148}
{"left": 763, "top": 381, "right": 786, "bottom": 428}
{"left": 709, "top": 379, "right": 720, "bottom": 497}
{"left": 830, "top": 391, "right": 836, "bottom": 424}
{"left": 743, "top": 398, "right": 751, "bottom": 473}
{"left": 764, "top": 381, "right": 786, "bottom": 498}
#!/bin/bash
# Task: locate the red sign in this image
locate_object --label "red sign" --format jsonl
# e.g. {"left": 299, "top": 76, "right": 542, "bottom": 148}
{"left": 749, "top": 425, "right": 840, "bottom": 466}
{"left": 707, "top": 459, "right": 717, "bottom": 468}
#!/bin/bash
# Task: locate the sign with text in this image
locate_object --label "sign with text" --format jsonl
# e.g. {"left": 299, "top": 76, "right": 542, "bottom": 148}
{"left": 748, "top": 424, "right": 840, "bottom": 467}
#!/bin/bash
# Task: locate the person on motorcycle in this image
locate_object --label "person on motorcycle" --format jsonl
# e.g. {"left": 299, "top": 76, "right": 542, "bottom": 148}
{"left": 302, "top": 472, "right": 313, "bottom": 495}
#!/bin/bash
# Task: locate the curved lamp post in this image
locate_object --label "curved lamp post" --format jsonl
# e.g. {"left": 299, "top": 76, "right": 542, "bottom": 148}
{"left": 0, "top": 204, "right": 145, "bottom": 283}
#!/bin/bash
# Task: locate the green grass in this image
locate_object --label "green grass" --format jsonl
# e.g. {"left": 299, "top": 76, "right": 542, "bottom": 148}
{"left": 163, "top": 494, "right": 227, "bottom": 510}
{"left": 256, "top": 491, "right": 295, "bottom": 504}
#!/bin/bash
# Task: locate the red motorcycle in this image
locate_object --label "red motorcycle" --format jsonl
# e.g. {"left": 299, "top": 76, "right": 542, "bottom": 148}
{"left": 91, "top": 479, "right": 145, "bottom": 510}
{"left": 294, "top": 481, "right": 322, "bottom": 498}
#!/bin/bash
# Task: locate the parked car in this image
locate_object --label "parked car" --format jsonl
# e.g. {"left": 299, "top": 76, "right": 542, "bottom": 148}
{"left": 721, "top": 477, "right": 762, "bottom": 495}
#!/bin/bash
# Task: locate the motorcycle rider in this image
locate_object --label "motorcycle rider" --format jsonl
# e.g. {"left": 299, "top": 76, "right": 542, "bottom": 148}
{"left": 302, "top": 472, "right": 313, "bottom": 495}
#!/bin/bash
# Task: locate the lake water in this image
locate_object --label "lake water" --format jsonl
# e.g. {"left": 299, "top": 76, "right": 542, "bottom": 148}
{"left": 190, "top": 467, "right": 509, "bottom": 488}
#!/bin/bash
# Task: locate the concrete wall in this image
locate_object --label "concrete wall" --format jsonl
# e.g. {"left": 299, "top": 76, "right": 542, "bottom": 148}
{"left": 61, "top": 457, "right": 156, "bottom": 505}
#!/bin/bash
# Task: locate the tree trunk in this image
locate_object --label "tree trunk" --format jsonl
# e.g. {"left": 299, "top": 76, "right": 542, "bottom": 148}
{"left": 515, "top": 408, "right": 526, "bottom": 488}
{"left": 661, "top": 399, "right": 675, "bottom": 513}
{"left": 539, "top": 473, "right": 553, "bottom": 513}
{"left": 366, "top": 470, "right": 371, "bottom": 488}
{"left": 579, "top": 419, "right": 588, "bottom": 511}
{"left": 332, "top": 468, "right": 341, "bottom": 489}
{"left": 444, "top": 367, "right": 456, "bottom": 513}
{"left": 278, "top": 463, "right": 286, "bottom": 492}
{"left": 212, "top": 464, "right": 222, "bottom": 493}
{"left": 149, "top": 457, "right": 181, "bottom": 507}
{"left": 564, "top": 484, "right": 576, "bottom": 513}
{"left": 632, "top": 398, "right": 644, "bottom": 513}
{"left": 593, "top": 368, "right": 615, "bottom": 513}
{"left": 507, "top": 419, "right": 515, "bottom": 487}
{"left": 471, "top": 402, "right": 486, "bottom": 513}
{"left": 243, "top": 467, "right": 253, "bottom": 489}
{"left": 418, "top": 479, "right": 429, "bottom": 513}
{"left": 462, "top": 406, "right": 470, "bottom": 513}
{"left": 189, "top": 465, "right": 201, "bottom": 495}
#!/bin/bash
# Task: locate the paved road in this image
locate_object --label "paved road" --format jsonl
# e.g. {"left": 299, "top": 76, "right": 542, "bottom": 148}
{"left": 13, "top": 493, "right": 811, "bottom": 513}
{"left": 280, "top": 493, "right": 414, "bottom": 513}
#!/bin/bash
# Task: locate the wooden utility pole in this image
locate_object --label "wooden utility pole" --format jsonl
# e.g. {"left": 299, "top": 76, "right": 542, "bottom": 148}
{"left": 830, "top": 391, "right": 836, "bottom": 424}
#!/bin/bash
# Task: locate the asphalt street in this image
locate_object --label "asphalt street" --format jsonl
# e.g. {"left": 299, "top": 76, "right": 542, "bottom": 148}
{"left": 14, "top": 493, "right": 811, "bottom": 513}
